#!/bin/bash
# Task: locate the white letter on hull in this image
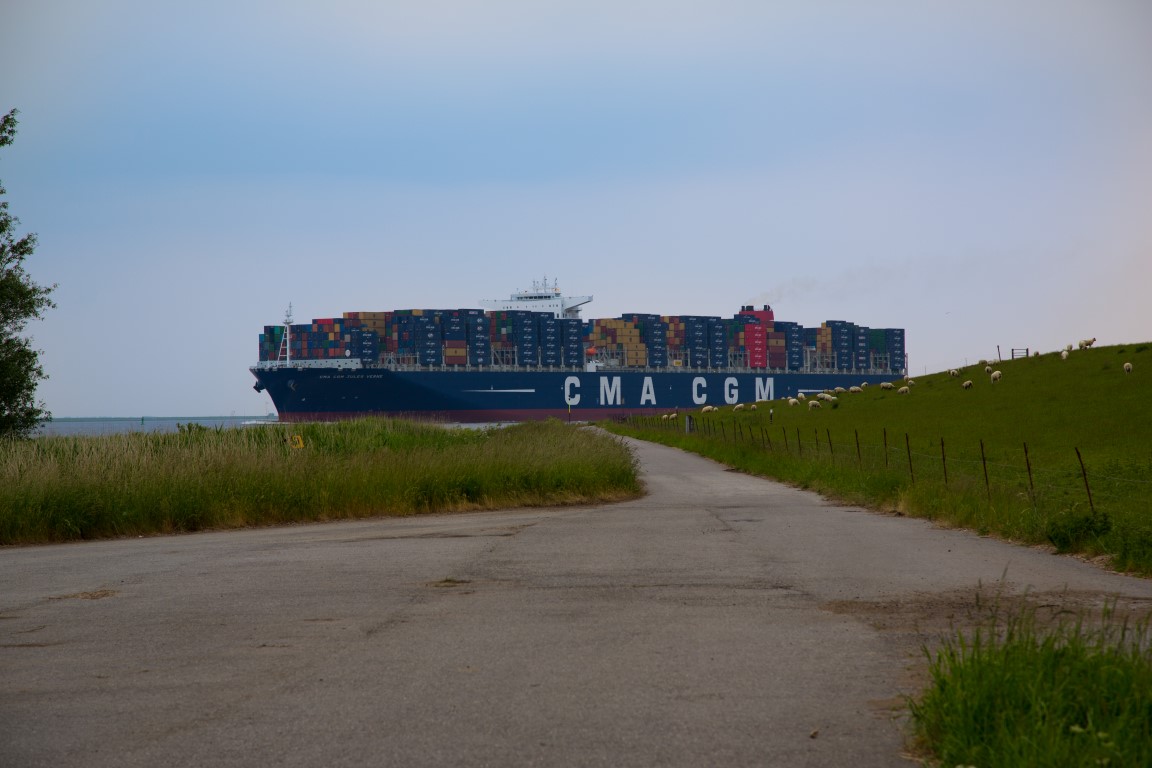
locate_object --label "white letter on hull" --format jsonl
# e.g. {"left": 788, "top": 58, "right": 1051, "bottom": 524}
{"left": 692, "top": 377, "right": 707, "bottom": 405}
{"left": 564, "top": 376, "right": 581, "bottom": 406}
{"left": 599, "top": 376, "right": 621, "bottom": 405}
{"left": 724, "top": 377, "right": 738, "bottom": 404}
{"left": 640, "top": 376, "right": 656, "bottom": 405}
{"left": 755, "top": 377, "right": 774, "bottom": 401}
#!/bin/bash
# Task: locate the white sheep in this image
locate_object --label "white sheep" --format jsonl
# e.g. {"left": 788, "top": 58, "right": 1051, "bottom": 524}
{"left": 949, "top": 369, "right": 960, "bottom": 377}
{"left": 962, "top": 380, "right": 973, "bottom": 389}
{"left": 808, "top": 400, "right": 822, "bottom": 409}
{"left": 750, "top": 404, "right": 757, "bottom": 411}
{"left": 787, "top": 398, "right": 799, "bottom": 407}
{"left": 733, "top": 403, "right": 745, "bottom": 411}
{"left": 827, "top": 396, "right": 838, "bottom": 403}
{"left": 1124, "top": 362, "right": 1133, "bottom": 374}
{"left": 985, "top": 365, "right": 993, "bottom": 374}
{"left": 1065, "top": 344, "right": 1073, "bottom": 352}
{"left": 907, "top": 379, "right": 916, "bottom": 386}
{"left": 880, "top": 382, "right": 895, "bottom": 390}
{"left": 991, "top": 370, "right": 1002, "bottom": 383}
{"left": 701, "top": 405, "right": 716, "bottom": 413}
{"left": 848, "top": 386, "right": 862, "bottom": 394}
{"left": 1078, "top": 337, "right": 1096, "bottom": 349}
{"left": 897, "top": 386, "right": 910, "bottom": 395}
{"left": 860, "top": 382, "right": 869, "bottom": 388}
{"left": 797, "top": 392, "right": 806, "bottom": 401}
{"left": 1061, "top": 350, "right": 1068, "bottom": 360}
{"left": 834, "top": 386, "right": 846, "bottom": 393}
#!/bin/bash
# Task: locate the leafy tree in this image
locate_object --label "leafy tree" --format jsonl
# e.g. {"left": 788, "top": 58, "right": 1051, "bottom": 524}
{"left": 1, "top": 109, "right": 56, "bottom": 437}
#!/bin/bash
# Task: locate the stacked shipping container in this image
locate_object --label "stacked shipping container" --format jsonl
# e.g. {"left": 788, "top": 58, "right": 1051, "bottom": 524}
{"left": 259, "top": 304, "right": 906, "bottom": 373}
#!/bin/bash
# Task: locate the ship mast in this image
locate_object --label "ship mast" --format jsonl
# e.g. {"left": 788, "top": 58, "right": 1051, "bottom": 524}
{"left": 278, "top": 303, "right": 293, "bottom": 365}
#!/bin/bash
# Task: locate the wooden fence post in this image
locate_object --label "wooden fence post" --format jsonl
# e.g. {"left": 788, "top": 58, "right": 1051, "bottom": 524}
{"left": 905, "top": 433, "right": 914, "bottom": 484}
{"left": 1075, "top": 447, "right": 1096, "bottom": 515}
{"left": 980, "top": 439, "right": 991, "bottom": 502}
{"left": 855, "top": 429, "right": 862, "bottom": 468}
{"left": 940, "top": 438, "right": 948, "bottom": 486}
{"left": 1023, "top": 442, "right": 1035, "bottom": 498}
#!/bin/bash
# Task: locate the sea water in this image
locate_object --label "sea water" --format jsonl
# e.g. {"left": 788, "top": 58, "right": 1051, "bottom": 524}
{"left": 35, "top": 416, "right": 278, "bottom": 437}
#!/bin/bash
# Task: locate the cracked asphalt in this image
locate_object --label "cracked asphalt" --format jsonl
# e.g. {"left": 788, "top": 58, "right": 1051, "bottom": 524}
{"left": 3, "top": 436, "right": 1151, "bottom": 767}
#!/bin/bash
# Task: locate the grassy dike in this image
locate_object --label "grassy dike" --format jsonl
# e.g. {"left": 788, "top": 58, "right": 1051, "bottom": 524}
{"left": 0, "top": 418, "right": 641, "bottom": 544}
{"left": 604, "top": 342, "right": 1152, "bottom": 766}
{"left": 606, "top": 342, "right": 1152, "bottom": 574}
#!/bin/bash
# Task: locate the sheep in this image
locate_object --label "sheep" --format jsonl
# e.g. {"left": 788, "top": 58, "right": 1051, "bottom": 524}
{"left": 1065, "top": 344, "right": 1073, "bottom": 352}
{"left": 1078, "top": 337, "right": 1096, "bottom": 349}
{"left": 860, "top": 382, "right": 869, "bottom": 388}
{"left": 848, "top": 386, "right": 863, "bottom": 394}
{"left": 701, "top": 405, "right": 717, "bottom": 413}
{"left": 1061, "top": 350, "right": 1069, "bottom": 360}
{"left": 1124, "top": 362, "right": 1133, "bottom": 374}
{"left": 880, "top": 382, "right": 896, "bottom": 390}
{"left": 991, "top": 370, "right": 1002, "bottom": 383}
{"left": 816, "top": 392, "right": 830, "bottom": 401}
{"left": 787, "top": 398, "right": 799, "bottom": 407}
{"left": 897, "top": 386, "right": 910, "bottom": 394}
{"left": 834, "top": 386, "right": 846, "bottom": 394}
{"left": 826, "top": 396, "right": 838, "bottom": 404}
{"left": 733, "top": 403, "right": 745, "bottom": 411}
{"left": 797, "top": 392, "right": 807, "bottom": 401}
{"left": 985, "top": 365, "right": 993, "bottom": 374}
{"left": 962, "top": 380, "right": 973, "bottom": 389}
{"left": 750, "top": 404, "right": 757, "bottom": 411}
{"left": 907, "top": 379, "right": 916, "bottom": 386}
{"left": 949, "top": 369, "right": 960, "bottom": 377}
{"left": 808, "top": 400, "right": 822, "bottom": 409}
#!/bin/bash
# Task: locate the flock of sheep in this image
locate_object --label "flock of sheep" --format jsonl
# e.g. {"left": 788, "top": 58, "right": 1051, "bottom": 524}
{"left": 659, "top": 337, "right": 1135, "bottom": 419}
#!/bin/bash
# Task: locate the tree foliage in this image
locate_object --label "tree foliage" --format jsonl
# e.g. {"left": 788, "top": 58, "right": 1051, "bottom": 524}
{"left": 1, "top": 108, "right": 56, "bottom": 437}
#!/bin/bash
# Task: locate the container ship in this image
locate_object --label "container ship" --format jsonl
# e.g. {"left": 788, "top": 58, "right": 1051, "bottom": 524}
{"left": 251, "top": 280, "right": 907, "bottom": 423}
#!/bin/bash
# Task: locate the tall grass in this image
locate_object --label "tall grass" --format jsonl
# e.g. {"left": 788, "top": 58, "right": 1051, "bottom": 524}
{"left": 607, "top": 342, "right": 1152, "bottom": 573}
{"left": 909, "top": 598, "right": 1152, "bottom": 767}
{"left": 0, "top": 419, "right": 640, "bottom": 544}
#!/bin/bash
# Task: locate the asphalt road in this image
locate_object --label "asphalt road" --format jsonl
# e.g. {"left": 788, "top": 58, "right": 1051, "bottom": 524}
{"left": 4, "top": 436, "right": 1151, "bottom": 767}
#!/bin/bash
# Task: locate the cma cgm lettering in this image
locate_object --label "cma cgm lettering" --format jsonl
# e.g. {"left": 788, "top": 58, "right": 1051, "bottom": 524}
{"left": 251, "top": 283, "right": 907, "bottom": 423}
{"left": 564, "top": 374, "right": 774, "bottom": 407}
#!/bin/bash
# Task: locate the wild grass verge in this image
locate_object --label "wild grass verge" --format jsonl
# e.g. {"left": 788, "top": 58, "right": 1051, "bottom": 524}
{"left": 0, "top": 418, "right": 641, "bottom": 544}
{"left": 909, "top": 597, "right": 1152, "bottom": 767}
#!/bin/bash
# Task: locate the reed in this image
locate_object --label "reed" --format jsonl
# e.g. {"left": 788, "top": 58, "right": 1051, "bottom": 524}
{"left": 0, "top": 419, "right": 640, "bottom": 544}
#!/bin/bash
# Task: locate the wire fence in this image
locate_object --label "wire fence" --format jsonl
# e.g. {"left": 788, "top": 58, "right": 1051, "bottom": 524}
{"left": 625, "top": 413, "right": 1151, "bottom": 530}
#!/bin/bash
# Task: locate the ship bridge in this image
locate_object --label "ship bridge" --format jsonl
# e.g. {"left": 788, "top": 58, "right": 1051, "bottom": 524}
{"left": 480, "top": 278, "right": 591, "bottom": 319}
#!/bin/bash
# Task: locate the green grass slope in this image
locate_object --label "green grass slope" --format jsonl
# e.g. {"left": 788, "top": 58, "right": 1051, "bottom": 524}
{"left": 609, "top": 342, "right": 1152, "bottom": 573}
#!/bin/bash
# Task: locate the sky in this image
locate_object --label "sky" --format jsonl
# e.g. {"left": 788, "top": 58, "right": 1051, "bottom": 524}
{"left": 1, "top": 1, "right": 1150, "bottom": 417}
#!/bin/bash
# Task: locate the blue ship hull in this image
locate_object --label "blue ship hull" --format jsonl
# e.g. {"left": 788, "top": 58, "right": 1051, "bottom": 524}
{"left": 251, "top": 365, "right": 900, "bottom": 423}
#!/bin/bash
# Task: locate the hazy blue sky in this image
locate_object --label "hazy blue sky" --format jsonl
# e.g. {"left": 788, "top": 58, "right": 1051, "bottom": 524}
{"left": 2, "top": 1, "right": 1150, "bottom": 416}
